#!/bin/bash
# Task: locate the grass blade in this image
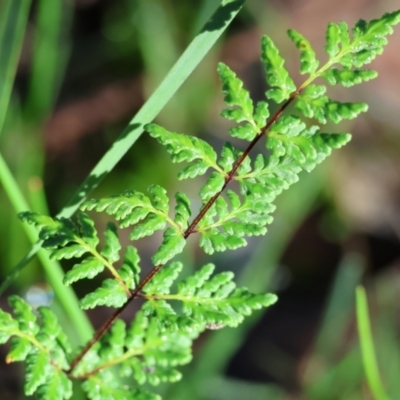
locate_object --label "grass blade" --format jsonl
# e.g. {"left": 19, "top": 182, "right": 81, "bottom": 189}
{"left": 0, "top": 0, "right": 31, "bottom": 135}
{"left": 356, "top": 285, "right": 389, "bottom": 400}
{"left": 24, "top": 0, "right": 72, "bottom": 121}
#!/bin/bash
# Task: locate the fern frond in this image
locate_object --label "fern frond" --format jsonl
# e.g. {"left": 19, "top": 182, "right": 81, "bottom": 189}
{"left": 9, "top": 9, "right": 400, "bottom": 400}
{"left": 218, "top": 63, "right": 271, "bottom": 142}
{"left": 82, "top": 185, "right": 174, "bottom": 238}
{"left": 75, "top": 315, "right": 193, "bottom": 393}
{"left": 20, "top": 211, "right": 134, "bottom": 302}
{"left": 146, "top": 123, "right": 224, "bottom": 179}
{"left": 295, "top": 85, "right": 368, "bottom": 123}
{"left": 151, "top": 227, "right": 186, "bottom": 266}
{"left": 143, "top": 264, "right": 277, "bottom": 331}
{"left": 82, "top": 185, "right": 189, "bottom": 265}
{"left": 142, "top": 263, "right": 277, "bottom": 329}
{"left": 0, "top": 296, "right": 72, "bottom": 399}
{"left": 287, "top": 29, "right": 319, "bottom": 74}
{"left": 261, "top": 35, "right": 296, "bottom": 103}
{"left": 197, "top": 192, "right": 273, "bottom": 254}
{"left": 80, "top": 246, "right": 141, "bottom": 309}
{"left": 82, "top": 373, "right": 161, "bottom": 400}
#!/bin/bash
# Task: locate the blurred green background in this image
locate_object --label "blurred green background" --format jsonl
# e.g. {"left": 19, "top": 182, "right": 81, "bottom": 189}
{"left": 1, "top": 0, "right": 400, "bottom": 399}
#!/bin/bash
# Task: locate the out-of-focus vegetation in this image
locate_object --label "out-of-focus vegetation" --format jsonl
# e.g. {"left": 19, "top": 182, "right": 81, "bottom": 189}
{"left": 1, "top": 1, "right": 400, "bottom": 399}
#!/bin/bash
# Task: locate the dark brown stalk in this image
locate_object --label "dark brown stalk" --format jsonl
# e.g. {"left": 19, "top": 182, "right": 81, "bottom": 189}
{"left": 67, "top": 89, "right": 301, "bottom": 376}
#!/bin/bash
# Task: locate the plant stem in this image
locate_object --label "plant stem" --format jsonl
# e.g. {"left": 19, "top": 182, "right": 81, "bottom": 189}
{"left": 356, "top": 285, "right": 390, "bottom": 400}
{"left": 0, "top": 0, "right": 31, "bottom": 135}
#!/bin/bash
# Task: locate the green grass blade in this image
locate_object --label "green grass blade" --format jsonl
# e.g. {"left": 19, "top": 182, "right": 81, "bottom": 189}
{"left": 24, "top": 0, "right": 72, "bottom": 121}
{"left": 0, "top": 154, "right": 93, "bottom": 342}
{"left": 315, "top": 254, "right": 365, "bottom": 360}
{"left": 0, "top": 0, "right": 31, "bottom": 135}
{"left": 356, "top": 285, "right": 389, "bottom": 400}
{"left": 0, "top": 0, "right": 245, "bottom": 294}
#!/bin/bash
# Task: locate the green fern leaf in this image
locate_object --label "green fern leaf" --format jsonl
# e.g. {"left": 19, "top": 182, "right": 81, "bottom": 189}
{"left": 148, "top": 184, "right": 169, "bottom": 214}
{"left": 124, "top": 315, "right": 193, "bottom": 385}
{"left": 0, "top": 310, "right": 18, "bottom": 344}
{"left": 50, "top": 244, "right": 88, "bottom": 260}
{"left": 142, "top": 264, "right": 277, "bottom": 330}
{"left": 6, "top": 337, "right": 32, "bottom": 362}
{"left": 36, "top": 307, "right": 71, "bottom": 364}
{"left": 9, "top": 295, "right": 39, "bottom": 335}
{"left": 323, "top": 100, "right": 368, "bottom": 123}
{"left": 325, "top": 21, "right": 350, "bottom": 58}
{"left": 218, "top": 62, "right": 254, "bottom": 122}
{"left": 349, "top": 10, "right": 400, "bottom": 67}
{"left": 218, "top": 62, "right": 261, "bottom": 141}
{"left": 199, "top": 171, "right": 225, "bottom": 202}
{"left": 253, "top": 100, "right": 270, "bottom": 129}
{"left": 82, "top": 372, "right": 161, "bottom": 400}
{"left": 268, "top": 115, "right": 351, "bottom": 171}
{"left": 80, "top": 278, "right": 128, "bottom": 309}
{"left": 197, "top": 191, "right": 273, "bottom": 254}
{"left": 35, "top": 369, "right": 73, "bottom": 400}
{"left": 130, "top": 214, "right": 167, "bottom": 241}
{"left": 120, "top": 245, "right": 141, "bottom": 289}
{"left": 218, "top": 142, "right": 238, "bottom": 172}
{"left": 146, "top": 123, "right": 220, "bottom": 179}
{"left": 287, "top": 29, "right": 319, "bottom": 74}
{"left": 199, "top": 227, "right": 247, "bottom": 254}
{"left": 174, "top": 192, "right": 191, "bottom": 231}
{"left": 63, "top": 258, "right": 105, "bottom": 286}
{"left": 175, "top": 264, "right": 278, "bottom": 328}
{"left": 295, "top": 85, "right": 368, "bottom": 123}
{"left": 151, "top": 228, "right": 186, "bottom": 266}
{"left": 19, "top": 212, "right": 76, "bottom": 249}
{"left": 99, "top": 320, "right": 126, "bottom": 362}
{"left": 177, "top": 263, "right": 214, "bottom": 296}
{"left": 100, "top": 222, "right": 121, "bottom": 263}
{"left": 322, "top": 68, "right": 377, "bottom": 87}
{"left": 82, "top": 186, "right": 171, "bottom": 240}
{"left": 24, "top": 351, "right": 51, "bottom": 395}
{"left": 77, "top": 212, "right": 99, "bottom": 248}
{"left": 144, "top": 262, "right": 183, "bottom": 295}
{"left": 261, "top": 35, "right": 296, "bottom": 103}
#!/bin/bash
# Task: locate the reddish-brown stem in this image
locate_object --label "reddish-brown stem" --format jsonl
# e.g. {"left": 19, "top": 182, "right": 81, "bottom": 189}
{"left": 67, "top": 89, "right": 300, "bottom": 376}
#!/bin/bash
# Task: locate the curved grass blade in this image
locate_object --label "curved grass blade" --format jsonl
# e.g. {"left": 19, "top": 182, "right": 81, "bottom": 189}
{"left": 356, "top": 285, "right": 389, "bottom": 400}
{"left": 0, "top": 0, "right": 31, "bottom": 135}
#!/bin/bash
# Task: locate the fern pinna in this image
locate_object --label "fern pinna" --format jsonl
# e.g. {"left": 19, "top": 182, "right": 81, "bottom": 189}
{"left": 1, "top": 10, "right": 399, "bottom": 400}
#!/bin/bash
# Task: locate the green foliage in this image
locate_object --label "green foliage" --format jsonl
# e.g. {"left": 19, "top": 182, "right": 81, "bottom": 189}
{"left": 143, "top": 263, "right": 278, "bottom": 329}
{"left": 0, "top": 296, "right": 72, "bottom": 399}
{"left": 81, "top": 186, "right": 189, "bottom": 265}
{"left": 19, "top": 211, "right": 138, "bottom": 306}
{"left": 146, "top": 124, "right": 222, "bottom": 179}
{"left": 218, "top": 62, "right": 270, "bottom": 141}
{"left": 2, "top": 8, "right": 399, "bottom": 400}
{"left": 261, "top": 35, "right": 296, "bottom": 103}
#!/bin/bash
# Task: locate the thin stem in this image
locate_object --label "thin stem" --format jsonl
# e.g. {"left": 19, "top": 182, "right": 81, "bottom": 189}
{"left": 356, "top": 286, "right": 389, "bottom": 400}
{"left": 76, "top": 238, "right": 130, "bottom": 296}
{"left": 67, "top": 88, "right": 301, "bottom": 375}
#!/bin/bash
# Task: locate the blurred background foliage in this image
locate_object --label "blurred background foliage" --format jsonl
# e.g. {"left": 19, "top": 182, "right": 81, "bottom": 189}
{"left": 1, "top": 0, "right": 400, "bottom": 399}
